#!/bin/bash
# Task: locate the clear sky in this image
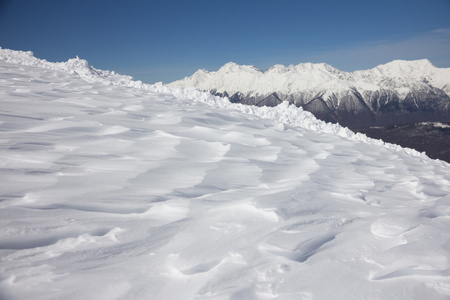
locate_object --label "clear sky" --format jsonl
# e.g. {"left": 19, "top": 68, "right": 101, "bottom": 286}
{"left": 1, "top": 0, "right": 450, "bottom": 83}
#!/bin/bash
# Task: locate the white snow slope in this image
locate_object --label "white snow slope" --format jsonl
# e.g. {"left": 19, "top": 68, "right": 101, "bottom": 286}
{"left": 1, "top": 48, "right": 450, "bottom": 300}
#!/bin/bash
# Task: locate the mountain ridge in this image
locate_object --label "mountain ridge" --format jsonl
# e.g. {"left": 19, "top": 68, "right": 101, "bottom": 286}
{"left": 169, "top": 59, "right": 450, "bottom": 129}
{"left": 171, "top": 59, "right": 450, "bottom": 94}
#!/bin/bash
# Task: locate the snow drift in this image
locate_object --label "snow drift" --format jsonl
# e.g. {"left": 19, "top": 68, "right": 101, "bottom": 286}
{"left": 1, "top": 48, "right": 450, "bottom": 300}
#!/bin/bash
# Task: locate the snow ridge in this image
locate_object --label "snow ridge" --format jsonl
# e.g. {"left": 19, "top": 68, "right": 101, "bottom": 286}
{"left": 0, "top": 47, "right": 143, "bottom": 87}
{"left": 0, "top": 48, "right": 430, "bottom": 160}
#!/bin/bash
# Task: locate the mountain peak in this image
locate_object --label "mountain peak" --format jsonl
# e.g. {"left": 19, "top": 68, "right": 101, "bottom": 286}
{"left": 373, "top": 59, "right": 436, "bottom": 76}
{"left": 266, "top": 64, "right": 291, "bottom": 73}
{"left": 382, "top": 58, "right": 434, "bottom": 67}
{"left": 219, "top": 61, "right": 239, "bottom": 70}
{"left": 218, "top": 62, "right": 262, "bottom": 74}
{"left": 263, "top": 62, "right": 341, "bottom": 75}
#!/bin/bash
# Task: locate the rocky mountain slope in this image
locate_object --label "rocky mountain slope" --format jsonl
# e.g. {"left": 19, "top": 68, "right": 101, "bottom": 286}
{"left": 359, "top": 121, "right": 450, "bottom": 162}
{"left": 169, "top": 60, "right": 450, "bottom": 129}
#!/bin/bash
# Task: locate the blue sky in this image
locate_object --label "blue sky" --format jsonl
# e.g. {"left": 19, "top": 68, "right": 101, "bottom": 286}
{"left": 1, "top": 0, "right": 450, "bottom": 83}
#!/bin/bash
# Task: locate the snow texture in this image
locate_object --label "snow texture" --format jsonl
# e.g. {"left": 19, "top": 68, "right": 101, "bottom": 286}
{"left": 1, "top": 48, "right": 450, "bottom": 300}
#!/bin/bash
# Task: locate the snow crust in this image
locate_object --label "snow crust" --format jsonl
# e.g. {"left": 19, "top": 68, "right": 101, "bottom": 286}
{"left": 169, "top": 59, "right": 450, "bottom": 98}
{"left": 1, "top": 48, "right": 450, "bottom": 299}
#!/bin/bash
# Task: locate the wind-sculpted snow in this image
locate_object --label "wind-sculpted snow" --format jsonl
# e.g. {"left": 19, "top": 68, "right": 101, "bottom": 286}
{"left": 1, "top": 49, "right": 450, "bottom": 299}
{"left": 0, "top": 48, "right": 424, "bottom": 158}
{"left": 0, "top": 47, "right": 143, "bottom": 87}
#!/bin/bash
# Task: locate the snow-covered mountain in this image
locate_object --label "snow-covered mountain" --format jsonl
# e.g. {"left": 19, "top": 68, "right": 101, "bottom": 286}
{"left": 1, "top": 48, "right": 450, "bottom": 300}
{"left": 169, "top": 60, "right": 450, "bottom": 128}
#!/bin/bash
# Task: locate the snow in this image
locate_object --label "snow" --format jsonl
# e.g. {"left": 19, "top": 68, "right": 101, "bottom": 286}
{"left": 170, "top": 61, "right": 359, "bottom": 97}
{"left": 1, "top": 48, "right": 450, "bottom": 300}
{"left": 419, "top": 122, "right": 450, "bottom": 129}
{"left": 169, "top": 59, "right": 450, "bottom": 98}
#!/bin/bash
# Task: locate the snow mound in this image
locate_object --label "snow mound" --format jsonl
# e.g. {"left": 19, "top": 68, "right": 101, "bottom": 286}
{"left": 0, "top": 47, "right": 143, "bottom": 87}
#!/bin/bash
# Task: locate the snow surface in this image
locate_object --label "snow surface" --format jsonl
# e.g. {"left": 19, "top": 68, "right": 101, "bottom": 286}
{"left": 169, "top": 59, "right": 450, "bottom": 98}
{"left": 1, "top": 48, "right": 450, "bottom": 300}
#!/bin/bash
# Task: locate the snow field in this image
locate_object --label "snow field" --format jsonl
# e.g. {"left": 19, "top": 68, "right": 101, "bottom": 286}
{"left": 0, "top": 50, "right": 450, "bottom": 299}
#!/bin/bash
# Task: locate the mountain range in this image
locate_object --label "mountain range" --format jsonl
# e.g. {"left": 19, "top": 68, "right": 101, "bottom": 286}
{"left": 169, "top": 60, "right": 450, "bottom": 129}
{"left": 169, "top": 60, "right": 450, "bottom": 162}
